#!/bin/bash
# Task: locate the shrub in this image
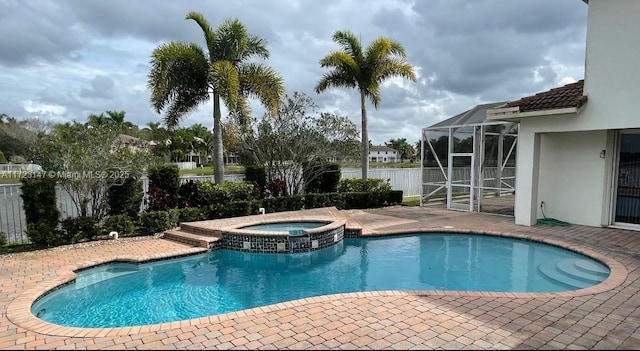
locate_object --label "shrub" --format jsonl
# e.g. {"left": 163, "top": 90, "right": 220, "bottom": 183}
{"left": 262, "top": 195, "right": 304, "bottom": 213}
{"left": 386, "top": 190, "right": 404, "bottom": 205}
{"left": 138, "top": 210, "right": 179, "bottom": 235}
{"left": 337, "top": 178, "right": 392, "bottom": 193}
{"left": 108, "top": 177, "right": 143, "bottom": 218}
{"left": 179, "top": 207, "right": 206, "bottom": 222}
{"left": 103, "top": 214, "right": 135, "bottom": 237}
{"left": 178, "top": 180, "right": 199, "bottom": 208}
{"left": 20, "top": 176, "right": 59, "bottom": 229}
{"left": 197, "top": 181, "right": 230, "bottom": 206}
{"left": 147, "top": 187, "right": 173, "bottom": 211}
{"left": 244, "top": 165, "right": 266, "bottom": 198}
{"left": 0, "top": 231, "right": 6, "bottom": 247}
{"left": 61, "top": 216, "right": 100, "bottom": 243}
{"left": 304, "top": 192, "right": 346, "bottom": 209}
{"left": 26, "top": 223, "right": 62, "bottom": 248}
{"left": 344, "top": 192, "right": 387, "bottom": 209}
{"left": 148, "top": 164, "right": 180, "bottom": 208}
{"left": 303, "top": 162, "right": 341, "bottom": 193}
{"left": 218, "top": 181, "right": 255, "bottom": 202}
{"left": 267, "top": 178, "right": 287, "bottom": 197}
{"left": 0, "top": 150, "right": 6, "bottom": 164}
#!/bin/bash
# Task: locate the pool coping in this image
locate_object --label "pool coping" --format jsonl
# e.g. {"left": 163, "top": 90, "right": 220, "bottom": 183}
{"left": 5, "top": 228, "right": 628, "bottom": 338}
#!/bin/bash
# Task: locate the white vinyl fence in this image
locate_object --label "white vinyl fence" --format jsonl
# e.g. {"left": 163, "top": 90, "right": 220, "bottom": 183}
{"left": 0, "top": 169, "right": 419, "bottom": 244}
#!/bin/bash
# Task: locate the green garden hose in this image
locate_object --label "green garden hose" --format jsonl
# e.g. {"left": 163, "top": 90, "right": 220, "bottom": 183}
{"left": 536, "top": 218, "right": 571, "bottom": 226}
{"left": 537, "top": 202, "right": 571, "bottom": 226}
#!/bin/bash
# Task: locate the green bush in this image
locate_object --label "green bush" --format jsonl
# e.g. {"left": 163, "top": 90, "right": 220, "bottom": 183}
{"left": 218, "top": 181, "right": 255, "bottom": 202}
{"left": 244, "top": 165, "right": 266, "bottom": 198}
{"left": 386, "top": 190, "right": 404, "bottom": 205}
{"left": 26, "top": 223, "right": 62, "bottom": 248}
{"left": 303, "top": 162, "right": 341, "bottom": 193}
{"left": 20, "top": 176, "right": 59, "bottom": 229}
{"left": 304, "top": 192, "right": 346, "bottom": 209}
{"left": 0, "top": 231, "right": 6, "bottom": 247}
{"left": 179, "top": 207, "right": 207, "bottom": 222}
{"left": 0, "top": 150, "right": 6, "bottom": 164}
{"left": 263, "top": 195, "right": 304, "bottom": 213}
{"left": 197, "top": 181, "right": 230, "bottom": 205}
{"left": 108, "top": 177, "right": 143, "bottom": 218}
{"left": 103, "top": 214, "right": 135, "bottom": 237}
{"left": 61, "top": 216, "right": 100, "bottom": 243}
{"left": 139, "top": 210, "right": 179, "bottom": 235}
{"left": 344, "top": 192, "right": 387, "bottom": 209}
{"left": 337, "top": 178, "right": 392, "bottom": 193}
{"left": 148, "top": 164, "right": 180, "bottom": 208}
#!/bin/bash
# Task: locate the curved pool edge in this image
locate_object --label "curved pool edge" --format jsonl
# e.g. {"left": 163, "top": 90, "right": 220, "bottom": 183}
{"left": 6, "top": 229, "right": 628, "bottom": 338}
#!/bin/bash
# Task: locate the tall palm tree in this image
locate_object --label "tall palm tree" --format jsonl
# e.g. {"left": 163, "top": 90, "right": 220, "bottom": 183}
{"left": 148, "top": 12, "right": 285, "bottom": 184}
{"left": 315, "top": 30, "right": 416, "bottom": 180}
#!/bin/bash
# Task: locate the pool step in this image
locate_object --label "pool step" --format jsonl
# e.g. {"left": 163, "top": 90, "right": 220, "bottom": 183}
{"left": 163, "top": 230, "right": 221, "bottom": 249}
{"left": 574, "top": 259, "right": 610, "bottom": 277}
{"left": 538, "top": 259, "right": 609, "bottom": 290}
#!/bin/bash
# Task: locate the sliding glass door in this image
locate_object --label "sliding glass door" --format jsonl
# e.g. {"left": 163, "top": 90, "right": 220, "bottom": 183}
{"left": 614, "top": 132, "right": 640, "bottom": 225}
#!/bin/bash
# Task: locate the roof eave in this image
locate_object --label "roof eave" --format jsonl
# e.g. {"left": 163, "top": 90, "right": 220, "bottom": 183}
{"left": 487, "top": 104, "right": 587, "bottom": 122}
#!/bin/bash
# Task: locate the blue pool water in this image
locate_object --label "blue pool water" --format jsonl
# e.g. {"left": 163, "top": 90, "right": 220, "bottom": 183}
{"left": 32, "top": 234, "right": 610, "bottom": 328}
{"left": 240, "top": 221, "right": 329, "bottom": 236}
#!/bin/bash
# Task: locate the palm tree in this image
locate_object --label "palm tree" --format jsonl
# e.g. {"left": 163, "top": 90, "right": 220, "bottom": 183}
{"left": 148, "top": 12, "right": 285, "bottom": 184}
{"left": 315, "top": 30, "right": 416, "bottom": 180}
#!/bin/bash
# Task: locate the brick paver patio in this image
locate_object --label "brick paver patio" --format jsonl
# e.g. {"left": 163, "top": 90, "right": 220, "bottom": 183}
{"left": 2, "top": 206, "right": 640, "bottom": 350}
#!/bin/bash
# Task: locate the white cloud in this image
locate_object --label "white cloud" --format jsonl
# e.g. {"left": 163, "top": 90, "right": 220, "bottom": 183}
{"left": 0, "top": 0, "right": 589, "bottom": 145}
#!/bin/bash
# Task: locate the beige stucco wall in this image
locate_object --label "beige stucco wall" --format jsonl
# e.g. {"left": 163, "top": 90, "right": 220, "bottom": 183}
{"left": 513, "top": 0, "right": 640, "bottom": 227}
{"left": 536, "top": 130, "right": 609, "bottom": 226}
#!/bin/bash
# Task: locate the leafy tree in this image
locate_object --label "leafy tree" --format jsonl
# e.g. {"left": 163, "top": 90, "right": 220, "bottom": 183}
{"left": 240, "top": 92, "right": 359, "bottom": 195}
{"left": 385, "top": 138, "right": 415, "bottom": 161}
{"left": 148, "top": 12, "right": 285, "bottom": 184}
{"left": 141, "top": 122, "right": 171, "bottom": 159}
{"left": 315, "top": 30, "right": 416, "bottom": 180}
{"left": 0, "top": 115, "right": 51, "bottom": 162}
{"left": 86, "top": 110, "right": 138, "bottom": 136}
{"left": 39, "top": 122, "right": 154, "bottom": 219}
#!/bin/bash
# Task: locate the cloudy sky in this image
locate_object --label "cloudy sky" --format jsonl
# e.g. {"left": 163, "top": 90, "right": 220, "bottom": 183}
{"left": 0, "top": 0, "right": 588, "bottom": 145}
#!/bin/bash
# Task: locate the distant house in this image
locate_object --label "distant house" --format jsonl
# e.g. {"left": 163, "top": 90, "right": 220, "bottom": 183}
{"left": 369, "top": 145, "right": 398, "bottom": 163}
{"left": 488, "top": 0, "right": 640, "bottom": 228}
{"left": 113, "top": 134, "right": 148, "bottom": 153}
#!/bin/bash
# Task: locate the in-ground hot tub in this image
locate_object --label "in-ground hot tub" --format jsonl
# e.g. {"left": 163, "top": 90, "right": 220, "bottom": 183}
{"left": 239, "top": 221, "right": 331, "bottom": 236}
{"left": 223, "top": 219, "right": 345, "bottom": 254}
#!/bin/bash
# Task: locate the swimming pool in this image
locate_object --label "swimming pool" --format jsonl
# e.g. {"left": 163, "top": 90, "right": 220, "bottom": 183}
{"left": 32, "top": 233, "right": 610, "bottom": 328}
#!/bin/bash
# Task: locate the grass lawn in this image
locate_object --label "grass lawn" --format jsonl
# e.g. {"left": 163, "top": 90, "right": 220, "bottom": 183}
{"left": 402, "top": 196, "right": 421, "bottom": 206}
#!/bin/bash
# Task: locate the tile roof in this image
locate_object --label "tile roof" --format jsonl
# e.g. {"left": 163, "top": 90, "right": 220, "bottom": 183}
{"left": 504, "top": 80, "right": 587, "bottom": 113}
{"left": 370, "top": 145, "right": 397, "bottom": 152}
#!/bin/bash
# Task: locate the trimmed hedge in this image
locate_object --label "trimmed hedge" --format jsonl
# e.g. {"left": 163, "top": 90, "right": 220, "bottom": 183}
{"left": 103, "top": 214, "right": 136, "bottom": 237}
{"left": 108, "top": 177, "right": 143, "bottom": 218}
{"left": 337, "top": 178, "right": 392, "bottom": 193}
{"left": 138, "top": 209, "right": 179, "bottom": 234}
{"left": 61, "top": 216, "right": 100, "bottom": 243}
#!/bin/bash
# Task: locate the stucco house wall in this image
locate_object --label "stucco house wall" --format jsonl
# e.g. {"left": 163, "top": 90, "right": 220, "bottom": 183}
{"left": 508, "top": 0, "right": 640, "bottom": 227}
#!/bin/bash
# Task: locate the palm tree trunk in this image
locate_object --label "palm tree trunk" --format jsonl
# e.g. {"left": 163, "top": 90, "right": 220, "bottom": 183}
{"left": 360, "top": 91, "right": 369, "bottom": 180}
{"left": 213, "top": 93, "right": 225, "bottom": 184}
